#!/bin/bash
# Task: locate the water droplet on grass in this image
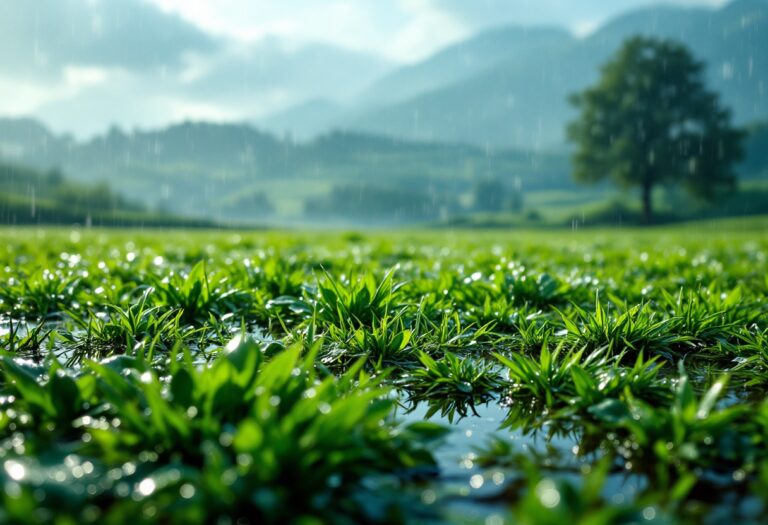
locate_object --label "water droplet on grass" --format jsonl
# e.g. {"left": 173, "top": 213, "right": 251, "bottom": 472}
{"left": 470, "top": 474, "right": 484, "bottom": 489}
{"left": 4, "top": 460, "right": 26, "bottom": 481}
{"left": 535, "top": 479, "right": 561, "bottom": 508}
{"left": 137, "top": 478, "right": 156, "bottom": 497}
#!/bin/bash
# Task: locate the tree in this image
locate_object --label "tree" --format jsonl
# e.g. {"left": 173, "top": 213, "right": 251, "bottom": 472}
{"left": 473, "top": 178, "right": 506, "bottom": 212}
{"left": 567, "top": 36, "right": 744, "bottom": 224}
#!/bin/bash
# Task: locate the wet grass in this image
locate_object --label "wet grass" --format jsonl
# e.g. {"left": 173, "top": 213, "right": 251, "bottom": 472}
{"left": 0, "top": 223, "right": 767, "bottom": 524}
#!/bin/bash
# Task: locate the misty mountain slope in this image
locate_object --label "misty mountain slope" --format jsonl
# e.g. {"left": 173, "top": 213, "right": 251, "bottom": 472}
{"left": 260, "top": 99, "right": 346, "bottom": 140}
{"left": 186, "top": 38, "right": 393, "bottom": 107}
{"left": 258, "top": 27, "right": 573, "bottom": 141}
{"left": 357, "top": 26, "right": 574, "bottom": 107}
{"left": 0, "top": 118, "right": 74, "bottom": 158}
{"left": 344, "top": 42, "right": 581, "bottom": 149}
{"left": 341, "top": 0, "right": 768, "bottom": 147}
{"left": 586, "top": 0, "right": 768, "bottom": 122}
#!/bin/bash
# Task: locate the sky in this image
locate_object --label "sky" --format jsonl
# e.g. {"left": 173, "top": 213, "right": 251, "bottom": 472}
{"left": 148, "top": 0, "right": 729, "bottom": 61}
{"left": 0, "top": 0, "right": 729, "bottom": 137}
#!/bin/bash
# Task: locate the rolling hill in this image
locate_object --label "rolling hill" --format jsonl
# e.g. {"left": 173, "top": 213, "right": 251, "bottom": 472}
{"left": 0, "top": 161, "right": 216, "bottom": 228}
{"left": 2, "top": 115, "right": 766, "bottom": 226}
{"left": 0, "top": 118, "right": 570, "bottom": 224}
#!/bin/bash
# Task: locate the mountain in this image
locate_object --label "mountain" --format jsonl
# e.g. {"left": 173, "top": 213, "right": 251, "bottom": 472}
{"left": 0, "top": 1, "right": 394, "bottom": 138}
{"left": 0, "top": 118, "right": 570, "bottom": 224}
{"left": 1, "top": 115, "right": 765, "bottom": 225}
{"left": 344, "top": 42, "right": 578, "bottom": 149}
{"left": 267, "top": 26, "right": 574, "bottom": 142}
{"left": 338, "top": 0, "right": 768, "bottom": 148}
{"left": 184, "top": 38, "right": 393, "bottom": 109}
{"left": 259, "top": 99, "right": 346, "bottom": 140}
{"left": 356, "top": 26, "right": 574, "bottom": 107}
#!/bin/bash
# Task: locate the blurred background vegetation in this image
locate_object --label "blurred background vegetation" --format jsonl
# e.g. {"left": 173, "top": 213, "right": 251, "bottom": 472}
{"left": 0, "top": 0, "right": 766, "bottom": 228}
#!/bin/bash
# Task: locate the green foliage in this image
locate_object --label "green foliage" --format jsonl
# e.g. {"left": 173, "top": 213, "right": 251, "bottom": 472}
{"left": 60, "top": 290, "right": 190, "bottom": 362}
{"left": 404, "top": 351, "right": 501, "bottom": 419}
{"left": 472, "top": 178, "right": 506, "bottom": 212}
{"left": 0, "top": 338, "right": 447, "bottom": 524}
{"left": 589, "top": 369, "right": 754, "bottom": 496}
{"left": 153, "top": 261, "right": 252, "bottom": 323}
{"left": 0, "top": 225, "right": 767, "bottom": 522}
{"left": 511, "top": 459, "right": 665, "bottom": 525}
{"left": 0, "top": 162, "right": 211, "bottom": 228}
{"left": 495, "top": 344, "right": 669, "bottom": 412}
{"left": 305, "top": 183, "right": 458, "bottom": 223}
{"left": 315, "top": 269, "right": 402, "bottom": 330}
{"left": 557, "top": 298, "right": 694, "bottom": 358}
{"left": 568, "top": 36, "right": 744, "bottom": 223}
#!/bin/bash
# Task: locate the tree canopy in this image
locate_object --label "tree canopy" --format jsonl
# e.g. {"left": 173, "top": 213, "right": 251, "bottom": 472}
{"left": 567, "top": 36, "right": 744, "bottom": 224}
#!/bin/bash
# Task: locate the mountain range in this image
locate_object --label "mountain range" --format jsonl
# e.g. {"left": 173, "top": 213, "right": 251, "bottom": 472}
{"left": 261, "top": 0, "right": 768, "bottom": 149}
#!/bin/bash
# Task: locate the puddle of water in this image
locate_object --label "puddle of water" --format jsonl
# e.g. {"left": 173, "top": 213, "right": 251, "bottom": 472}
{"left": 395, "top": 397, "right": 652, "bottom": 520}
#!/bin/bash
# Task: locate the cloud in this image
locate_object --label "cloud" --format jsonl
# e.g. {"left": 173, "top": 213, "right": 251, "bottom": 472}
{"left": 436, "top": 0, "right": 730, "bottom": 35}
{"left": 29, "top": 68, "right": 224, "bottom": 136}
{"left": 387, "top": 0, "right": 470, "bottom": 62}
{"left": 0, "top": 0, "right": 219, "bottom": 80}
{"left": 10, "top": 34, "right": 394, "bottom": 137}
{"left": 182, "top": 39, "right": 392, "bottom": 108}
{"left": 0, "top": 0, "right": 732, "bottom": 137}
{"left": 147, "top": 0, "right": 469, "bottom": 62}
{"left": 146, "top": 0, "right": 727, "bottom": 62}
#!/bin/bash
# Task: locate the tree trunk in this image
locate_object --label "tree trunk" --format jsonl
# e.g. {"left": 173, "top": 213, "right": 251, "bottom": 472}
{"left": 641, "top": 181, "right": 653, "bottom": 225}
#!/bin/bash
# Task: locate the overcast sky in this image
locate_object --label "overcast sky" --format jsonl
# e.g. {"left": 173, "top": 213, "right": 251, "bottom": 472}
{"left": 147, "top": 0, "right": 728, "bottom": 61}
{"left": 0, "top": 0, "right": 729, "bottom": 137}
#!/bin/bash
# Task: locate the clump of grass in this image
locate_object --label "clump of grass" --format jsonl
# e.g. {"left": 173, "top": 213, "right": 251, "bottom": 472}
{"left": 411, "top": 308, "right": 496, "bottom": 354}
{"left": 403, "top": 351, "right": 502, "bottom": 419}
{"left": 60, "top": 289, "right": 191, "bottom": 363}
{"left": 0, "top": 318, "right": 54, "bottom": 358}
{"left": 589, "top": 368, "right": 755, "bottom": 495}
{"left": 0, "top": 337, "right": 448, "bottom": 524}
{"left": 1, "top": 269, "right": 82, "bottom": 318}
{"left": 557, "top": 296, "right": 693, "bottom": 359}
{"left": 314, "top": 268, "right": 403, "bottom": 329}
{"left": 348, "top": 314, "right": 414, "bottom": 368}
{"left": 153, "top": 261, "right": 252, "bottom": 323}
{"left": 239, "top": 254, "right": 306, "bottom": 299}
{"left": 495, "top": 343, "right": 670, "bottom": 413}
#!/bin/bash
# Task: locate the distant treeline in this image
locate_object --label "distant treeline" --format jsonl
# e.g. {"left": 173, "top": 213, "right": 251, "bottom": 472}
{"left": 0, "top": 162, "right": 219, "bottom": 228}
{"left": 304, "top": 184, "right": 460, "bottom": 223}
{"left": 0, "top": 118, "right": 571, "bottom": 221}
{"left": 303, "top": 178, "right": 524, "bottom": 223}
{"left": 742, "top": 122, "right": 768, "bottom": 177}
{"left": 1, "top": 117, "right": 767, "bottom": 227}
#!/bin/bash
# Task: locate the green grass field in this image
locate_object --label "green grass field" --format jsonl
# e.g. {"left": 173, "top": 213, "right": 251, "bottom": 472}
{"left": 1, "top": 220, "right": 767, "bottom": 524}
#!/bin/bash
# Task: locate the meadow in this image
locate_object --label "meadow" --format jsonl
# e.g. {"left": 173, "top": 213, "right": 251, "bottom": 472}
{"left": 1, "top": 219, "right": 767, "bottom": 524}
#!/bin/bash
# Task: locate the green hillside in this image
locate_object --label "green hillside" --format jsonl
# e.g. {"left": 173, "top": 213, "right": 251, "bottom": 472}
{"left": 0, "top": 162, "right": 217, "bottom": 228}
{"left": 0, "top": 119, "right": 571, "bottom": 223}
{"left": 1, "top": 115, "right": 766, "bottom": 227}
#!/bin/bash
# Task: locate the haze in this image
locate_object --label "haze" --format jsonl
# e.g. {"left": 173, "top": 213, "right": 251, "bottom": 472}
{"left": 0, "top": 0, "right": 727, "bottom": 137}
